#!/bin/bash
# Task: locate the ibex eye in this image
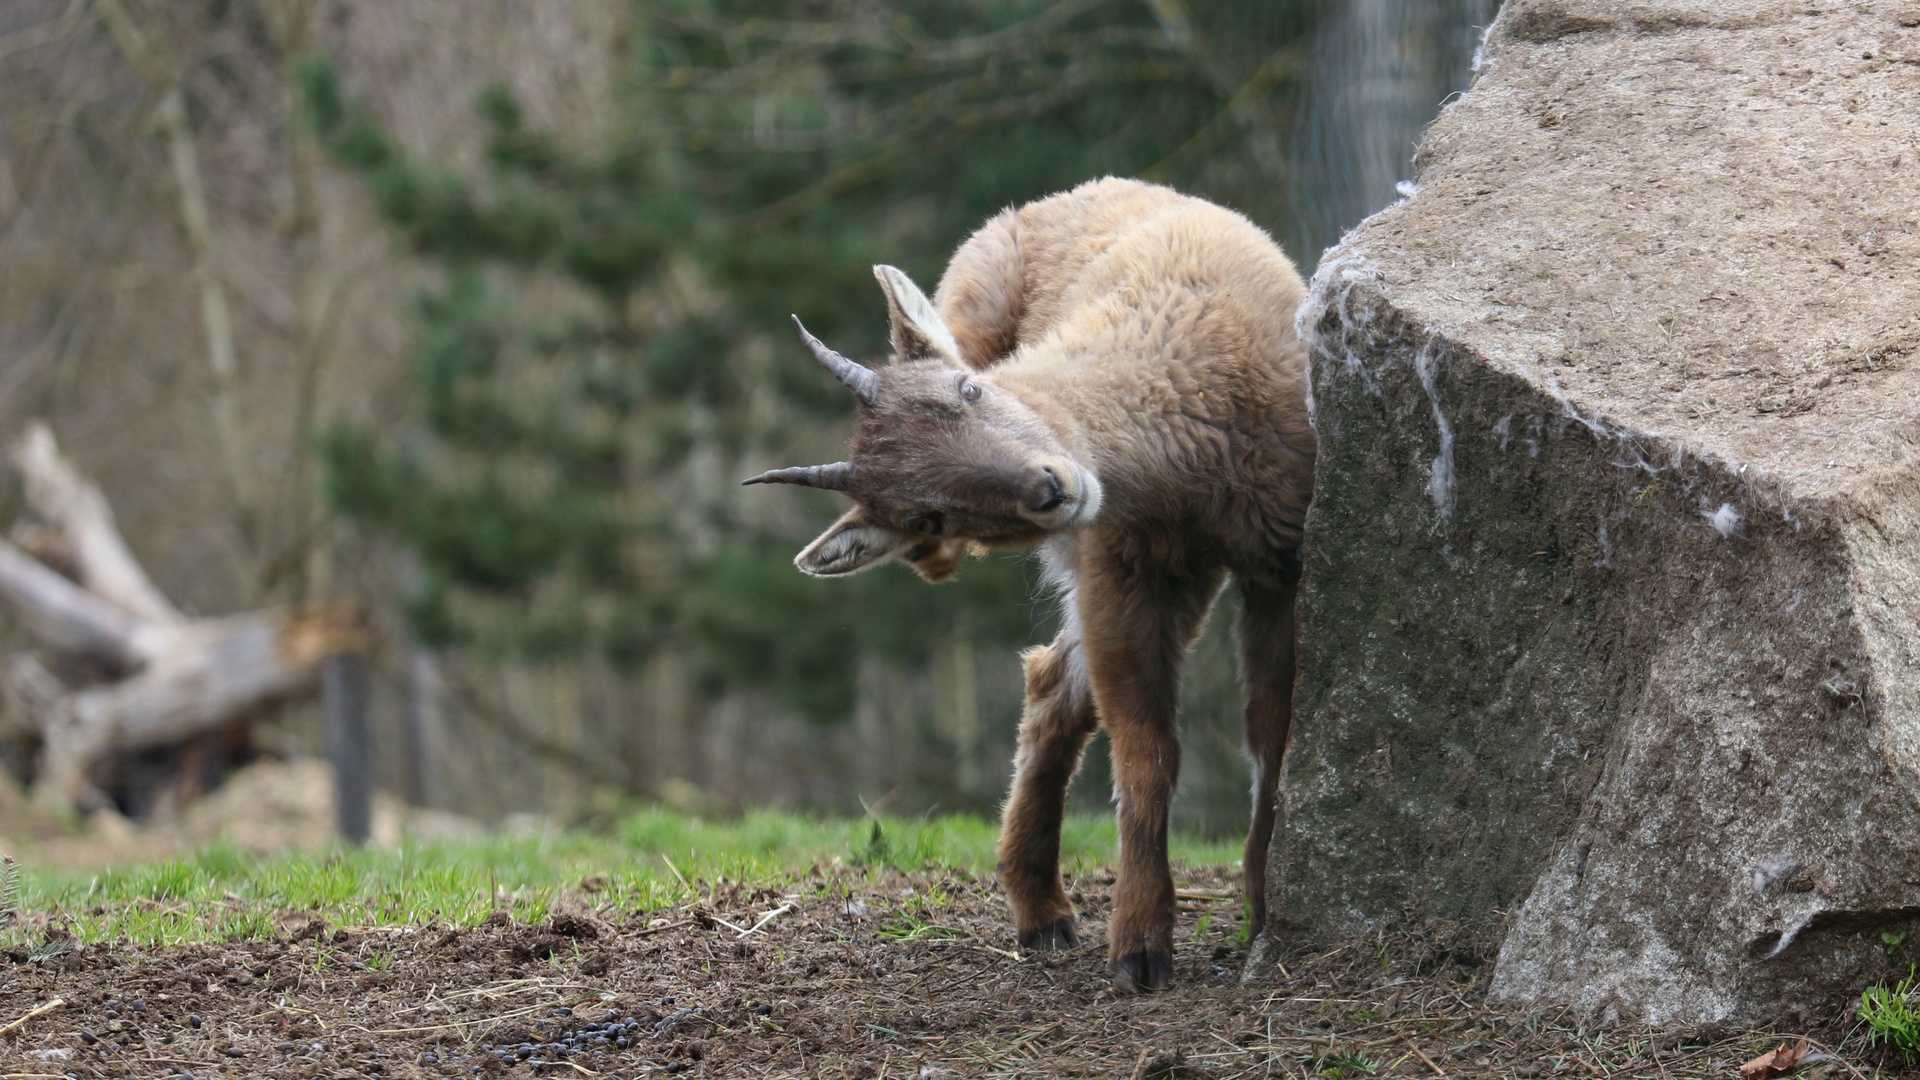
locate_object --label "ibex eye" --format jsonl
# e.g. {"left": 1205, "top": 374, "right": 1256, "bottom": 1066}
{"left": 908, "top": 511, "right": 945, "bottom": 535}
{"left": 959, "top": 379, "right": 981, "bottom": 403}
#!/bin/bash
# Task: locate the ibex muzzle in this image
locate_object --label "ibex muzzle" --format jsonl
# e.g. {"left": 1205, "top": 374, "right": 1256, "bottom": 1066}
{"left": 744, "top": 178, "right": 1314, "bottom": 993}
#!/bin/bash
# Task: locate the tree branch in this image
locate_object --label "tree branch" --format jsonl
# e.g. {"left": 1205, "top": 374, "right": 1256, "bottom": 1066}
{"left": 0, "top": 540, "right": 153, "bottom": 670}
{"left": 14, "top": 422, "right": 184, "bottom": 626}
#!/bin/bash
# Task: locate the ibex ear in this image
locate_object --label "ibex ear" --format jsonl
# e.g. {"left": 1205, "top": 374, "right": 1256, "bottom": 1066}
{"left": 874, "top": 265, "right": 961, "bottom": 364}
{"left": 795, "top": 508, "right": 911, "bottom": 577}
{"left": 795, "top": 508, "right": 969, "bottom": 582}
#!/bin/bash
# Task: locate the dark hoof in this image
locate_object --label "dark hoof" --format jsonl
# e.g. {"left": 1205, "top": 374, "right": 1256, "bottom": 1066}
{"left": 1110, "top": 950, "right": 1172, "bottom": 993}
{"left": 1018, "top": 915, "right": 1079, "bottom": 951}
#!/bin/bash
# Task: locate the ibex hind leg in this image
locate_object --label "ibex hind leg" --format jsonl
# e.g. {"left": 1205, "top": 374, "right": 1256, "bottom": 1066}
{"left": 1237, "top": 568, "right": 1300, "bottom": 945}
{"left": 996, "top": 617, "right": 1096, "bottom": 951}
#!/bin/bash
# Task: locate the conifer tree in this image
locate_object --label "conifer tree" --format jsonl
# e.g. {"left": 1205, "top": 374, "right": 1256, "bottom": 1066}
{"left": 307, "top": 0, "right": 1310, "bottom": 726}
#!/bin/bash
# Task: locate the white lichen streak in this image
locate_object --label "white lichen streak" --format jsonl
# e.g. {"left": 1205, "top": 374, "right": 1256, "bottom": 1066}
{"left": 1414, "top": 341, "right": 1456, "bottom": 530}
{"left": 1297, "top": 251, "right": 1388, "bottom": 410}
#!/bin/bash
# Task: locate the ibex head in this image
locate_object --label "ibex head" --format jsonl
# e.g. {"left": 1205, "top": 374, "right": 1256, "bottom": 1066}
{"left": 744, "top": 265, "right": 1101, "bottom": 582}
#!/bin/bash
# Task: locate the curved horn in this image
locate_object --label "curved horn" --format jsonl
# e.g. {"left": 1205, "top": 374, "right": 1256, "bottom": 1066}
{"left": 740, "top": 461, "right": 854, "bottom": 490}
{"left": 792, "top": 315, "right": 879, "bottom": 404}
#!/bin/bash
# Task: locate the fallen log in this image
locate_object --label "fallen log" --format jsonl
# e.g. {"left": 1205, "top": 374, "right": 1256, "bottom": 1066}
{"left": 32, "top": 606, "right": 363, "bottom": 810}
{"left": 0, "top": 421, "right": 363, "bottom": 811}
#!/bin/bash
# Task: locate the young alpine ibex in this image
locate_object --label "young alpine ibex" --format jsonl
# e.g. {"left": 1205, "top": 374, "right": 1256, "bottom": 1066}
{"left": 744, "top": 178, "right": 1313, "bottom": 991}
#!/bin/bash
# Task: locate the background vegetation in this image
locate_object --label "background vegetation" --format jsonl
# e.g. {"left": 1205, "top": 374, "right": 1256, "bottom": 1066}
{"left": 0, "top": 0, "right": 1490, "bottom": 835}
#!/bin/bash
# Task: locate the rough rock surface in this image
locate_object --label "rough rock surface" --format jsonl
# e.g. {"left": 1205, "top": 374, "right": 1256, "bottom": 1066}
{"left": 1259, "top": 0, "right": 1920, "bottom": 1025}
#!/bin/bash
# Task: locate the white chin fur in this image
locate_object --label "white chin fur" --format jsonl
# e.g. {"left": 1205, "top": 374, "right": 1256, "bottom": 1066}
{"left": 1061, "top": 465, "right": 1103, "bottom": 527}
{"left": 1044, "top": 463, "right": 1105, "bottom": 530}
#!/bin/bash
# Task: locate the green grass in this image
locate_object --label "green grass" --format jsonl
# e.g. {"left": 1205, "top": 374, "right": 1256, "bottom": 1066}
{"left": 1313, "top": 1050, "right": 1381, "bottom": 1077}
{"left": 7, "top": 810, "right": 1239, "bottom": 948}
{"left": 1861, "top": 968, "right": 1920, "bottom": 1065}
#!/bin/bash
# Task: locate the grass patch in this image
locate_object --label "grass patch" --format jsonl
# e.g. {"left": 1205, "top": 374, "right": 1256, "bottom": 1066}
{"left": 1312, "top": 1050, "right": 1381, "bottom": 1077}
{"left": 8, "top": 809, "right": 1238, "bottom": 948}
{"left": 1861, "top": 968, "right": 1920, "bottom": 1065}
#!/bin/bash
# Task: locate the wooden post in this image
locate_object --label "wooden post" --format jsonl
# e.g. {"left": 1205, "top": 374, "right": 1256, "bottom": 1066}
{"left": 323, "top": 652, "right": 371, "bottom": 844}
{"left": 403, "top": 647, "right": 440, "bottom": 807}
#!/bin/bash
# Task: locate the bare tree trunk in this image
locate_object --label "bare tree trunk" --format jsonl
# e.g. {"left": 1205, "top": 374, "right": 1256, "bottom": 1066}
{"left": 262, "top": 0, "right": 346, "bottom": 606}
{"left": 96, "top": 0, "right": 259, "bottom": 555}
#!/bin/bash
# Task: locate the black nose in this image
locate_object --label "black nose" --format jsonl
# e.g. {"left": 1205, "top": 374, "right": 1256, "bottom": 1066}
{"left": 1032, "top": 469, "right": 1066, "bottom": 513}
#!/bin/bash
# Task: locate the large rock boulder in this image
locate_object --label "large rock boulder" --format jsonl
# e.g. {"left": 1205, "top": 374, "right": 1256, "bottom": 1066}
{"left": 1261, "top": 0, "right": 1920, "bottom": 1024}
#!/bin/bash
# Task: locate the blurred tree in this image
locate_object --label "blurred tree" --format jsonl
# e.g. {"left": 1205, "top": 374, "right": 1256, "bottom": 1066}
{"left": 308, "top": 0, "right": 1314, "bottom": 740}
{"left": 1286, "top": 0, "right": 1498, "bottom": 260}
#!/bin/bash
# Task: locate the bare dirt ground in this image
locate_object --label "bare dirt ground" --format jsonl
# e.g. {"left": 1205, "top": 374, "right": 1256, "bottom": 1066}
{"left": 0, "top": 865, "right": 1903, "bottom": 1080}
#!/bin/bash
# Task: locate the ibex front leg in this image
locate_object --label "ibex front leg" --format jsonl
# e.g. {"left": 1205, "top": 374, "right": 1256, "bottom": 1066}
{"left": 997, "top": 615, "right": 1096, "bottom": 950}
{"left": 1081, "top": 556, "right": 1222, "bottom": 992}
